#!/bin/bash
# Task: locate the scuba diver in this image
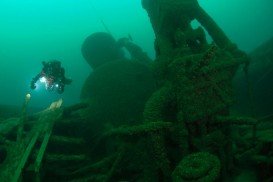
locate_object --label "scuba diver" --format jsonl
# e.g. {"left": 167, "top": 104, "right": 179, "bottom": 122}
{"left": 30, "top": 60, "right": 72, "bottom": 94}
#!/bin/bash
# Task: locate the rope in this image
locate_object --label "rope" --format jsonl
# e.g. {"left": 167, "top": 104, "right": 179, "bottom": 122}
{"left": 90, "top": 1, "right": 112, "bottom": 36}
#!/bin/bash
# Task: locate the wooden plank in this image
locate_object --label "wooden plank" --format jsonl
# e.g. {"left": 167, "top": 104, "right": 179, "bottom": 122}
{"left": 45, "top": 154, "right": 87, "bottom": 162}
{"left": 0, "top": 118, "right": 20, "bottom": 135}
{"left": 32, "top": 108, "right": 62, "bottom": 176}
{"left": 1, "top": 99, "right": 63, "bottom": 182}
{"left": 12, "top": 130, "right": 41, "bottom": 182}
{"left": 50, "top": 135, "right": 85, "bottom": 145}
{"left": 12, "top": 109, "right": 61, "bottom": 181}
{"left": 34, "top": 125, "right": 53, "bottom": 173}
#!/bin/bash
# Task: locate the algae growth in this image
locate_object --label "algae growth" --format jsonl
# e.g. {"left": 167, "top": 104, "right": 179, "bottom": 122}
{"left": 0, "top": 0, "right": 273, "bottom": 182}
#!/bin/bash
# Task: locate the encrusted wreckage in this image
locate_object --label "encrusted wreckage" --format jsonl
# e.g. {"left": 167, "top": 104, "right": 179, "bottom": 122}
{"left": 0, "top": 0, "right": 273, "bottom": 181}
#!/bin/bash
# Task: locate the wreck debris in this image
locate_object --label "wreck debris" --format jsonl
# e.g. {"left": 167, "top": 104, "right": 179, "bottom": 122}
{"left": 0, "top": 1, "right": 272, "bottom": 181}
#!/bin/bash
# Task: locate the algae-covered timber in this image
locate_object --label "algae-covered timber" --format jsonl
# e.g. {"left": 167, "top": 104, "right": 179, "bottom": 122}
{"left": 0, "top": 1, "right": 273, "bottom": 182}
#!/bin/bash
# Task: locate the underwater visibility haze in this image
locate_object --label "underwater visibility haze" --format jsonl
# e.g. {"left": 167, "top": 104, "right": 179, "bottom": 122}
{"left": 0, "top": 0, "right": 273, "bottom": 181}
{"left": 0, "top": 0, "right": 273, "bottom": 108}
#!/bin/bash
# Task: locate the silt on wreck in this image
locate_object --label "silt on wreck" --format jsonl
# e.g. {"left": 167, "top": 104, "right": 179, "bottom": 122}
{"left": 0, "top": 1, "right": 273, "bottom": 182}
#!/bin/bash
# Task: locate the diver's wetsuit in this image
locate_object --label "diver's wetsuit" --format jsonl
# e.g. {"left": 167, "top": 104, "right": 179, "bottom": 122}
{"left": 31, "top": 61, "right": 72, "bottom": 93}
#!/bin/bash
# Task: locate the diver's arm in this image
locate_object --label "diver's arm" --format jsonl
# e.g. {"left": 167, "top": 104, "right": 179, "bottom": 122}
{"left": 30, "top": 73, "right": 41, "bottom": 89}
{"left": 118, "top": 38, "right": 152, "bottom": 65}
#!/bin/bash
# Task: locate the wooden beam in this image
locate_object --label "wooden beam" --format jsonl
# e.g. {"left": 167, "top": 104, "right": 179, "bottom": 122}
{"left": 12, "top": 131, "right": 40, "bottom": 182}
{"left": 34, "top": 124, "right": 53, "bottom": 173}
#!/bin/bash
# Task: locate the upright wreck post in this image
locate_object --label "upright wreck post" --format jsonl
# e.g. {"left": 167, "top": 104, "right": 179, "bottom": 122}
{"left": 16, "top": 94, "right": 31, "bottom": 142}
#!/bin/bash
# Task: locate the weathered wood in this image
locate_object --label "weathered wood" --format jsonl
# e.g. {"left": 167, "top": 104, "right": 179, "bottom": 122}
{"left": 215, "top": 116, "right": 258, "bottom": 125}
{"left": 50, "top": 135, "right": 85, "bottom": 145}
{"left": 103, "top": 121, "right": 173, "bottom": 138}
{"left": 34, "top": 125, "right": 53, "bottom": 173}
{"left": 62, "top": 103, "right": 89, "bottom": 117}
{"left": 0, "top": 99, "right": 63, "bottom": 182}
{"left": 0, "top": 118, "right": 20, "bottom": 135}
{"left": 45, "top": 154, "right": 87, "bottom": 162}
{"left": 251, "top": 155, "right": 273, "bottom": 164}
{"left": 17, "top": 94, "right": 31, "bottom": 142}
{"left": 12, "top": 130, "right": 40, "bottom": 182}
{"left": 104, "top": 147, "right": 125, "bottom": 182}
{"left": 258, "top": 114, "right": 273, "bottom": 123}
{"left": 71, "top": 155, "right": 116, "bottom": 175}
{"left": 26, "top": 101, "right": 63, "bottom": 181}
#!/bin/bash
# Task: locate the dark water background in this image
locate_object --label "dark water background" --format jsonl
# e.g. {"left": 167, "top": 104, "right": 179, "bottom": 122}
{"left": 0, "top": 0, "right": 272, "bottom": 109}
